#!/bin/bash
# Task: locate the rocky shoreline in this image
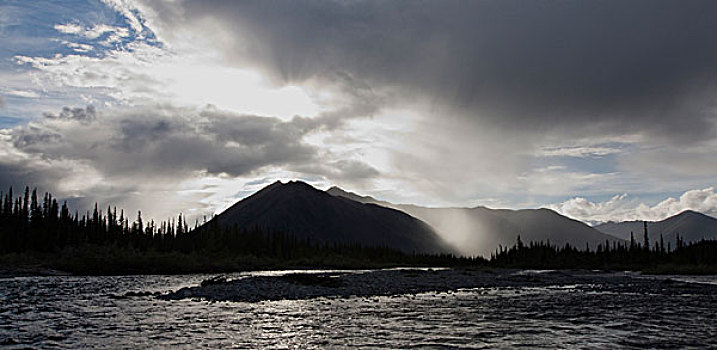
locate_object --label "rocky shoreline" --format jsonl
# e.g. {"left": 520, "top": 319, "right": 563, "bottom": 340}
{"left": 158, "top": 268, "right": 716, "bottom": 303}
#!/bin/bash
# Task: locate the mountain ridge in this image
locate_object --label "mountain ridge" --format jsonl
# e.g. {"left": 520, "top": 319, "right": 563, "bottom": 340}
{"left": 326, "top": 186, "right": 623, "bottom": 257}
{"left": 595, "top": 210, "right": 717, "bottom": 245}
{"left": 209, "top": 181, "right": 453, "bottom": 254}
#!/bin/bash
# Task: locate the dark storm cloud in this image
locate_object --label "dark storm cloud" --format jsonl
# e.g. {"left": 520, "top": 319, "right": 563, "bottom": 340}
{"left": 3, "top": 105, "right": 380, "bottom": 183}
{"left": 0, "top": 163, "right": 54, "bottom": 193}
{"left": 166, "top": 0, "right": 717, "bottom": 142}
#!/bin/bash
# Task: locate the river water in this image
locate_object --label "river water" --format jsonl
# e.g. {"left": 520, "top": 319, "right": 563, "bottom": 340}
{"left": 1, "top": 270, "right": 715, "bottom": 349}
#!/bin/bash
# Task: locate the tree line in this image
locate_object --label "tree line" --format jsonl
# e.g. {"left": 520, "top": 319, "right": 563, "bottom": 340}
{"left": 491, "top": 229, "right": 717, "bottom": 270}
{"left": 0, "top": 186, "right": 196, "bottom": 253}
{"left": 0, "top": 186, "right": 714, "bottom": 274}
{"left": 0, "top": 187, "right": 475, "bottom": 273}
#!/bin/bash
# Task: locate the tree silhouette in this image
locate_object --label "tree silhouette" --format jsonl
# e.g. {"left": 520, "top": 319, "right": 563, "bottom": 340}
{"left": 0, "top": 185, "right": 715, "bottom": 274}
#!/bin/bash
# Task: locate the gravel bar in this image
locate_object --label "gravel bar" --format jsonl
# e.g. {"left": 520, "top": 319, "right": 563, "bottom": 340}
{"left": 158, "top": 268, "right": 716, "bottom": 303}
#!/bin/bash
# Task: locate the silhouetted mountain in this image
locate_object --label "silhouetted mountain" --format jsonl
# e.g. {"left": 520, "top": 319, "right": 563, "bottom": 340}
{"left": 327, "top": 187, "right": 623, "bottom": 257}
{"left": 326, "top": 186, "right": 378, "bottom": 204}
{"left": 596, "top": 210, "right": 717, "bottom": 246}
{"left": 210, "top": 181, "right": 453, "bottom": 254}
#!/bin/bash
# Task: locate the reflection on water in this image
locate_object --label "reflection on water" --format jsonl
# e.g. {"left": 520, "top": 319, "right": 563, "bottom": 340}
{"left": 0, "top": 271, "right": 715, "bottom": 348}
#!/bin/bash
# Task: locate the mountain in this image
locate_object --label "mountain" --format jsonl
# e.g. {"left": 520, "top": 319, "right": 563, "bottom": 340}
{"left": 327, "top": 187, "right": 623, "bottom": 257}
{"left": 210, "top": 181, "right": 453, "bottom": 254}
{"left": 595, "top": 210, "right": 717, "bottom": 246}
{"left": 326, "top": 186, "right": 379, "bottom": 204}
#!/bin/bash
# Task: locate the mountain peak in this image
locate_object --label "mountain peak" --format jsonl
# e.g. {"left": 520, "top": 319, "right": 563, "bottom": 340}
{"left": 326, "top": 186, "right": 350, "bottom": 196}
{"left": 209, "top": 180, "right": 451, "bottom": 254}
{"left": 283, "top": 180, "right": 314, "bottom": 188}
{"left": 596, "top": 209, "right": 717, "bottom": 244}
{"left": 259, "top": 179, "right": 316, "bottom": 191}
{"left": 265, "top": 179, "right": 284, "bottom": 188}
{"left": 675, "top": 209, "right": 703, "bottom": 217}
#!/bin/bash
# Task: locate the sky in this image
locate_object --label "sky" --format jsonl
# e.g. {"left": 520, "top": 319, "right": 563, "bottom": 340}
{"left": 1, "top": 0, "right": 717, "bottom": 224}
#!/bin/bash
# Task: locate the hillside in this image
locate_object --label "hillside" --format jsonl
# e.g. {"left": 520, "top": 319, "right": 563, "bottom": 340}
{"left": 596, "top": 210, "right": 717, "bottom": 245}
{"left": 326, "top": 187, "right": 622, "bottom": 257}
{"left": 209, "top": 181, "right": 453, "bottom": 254}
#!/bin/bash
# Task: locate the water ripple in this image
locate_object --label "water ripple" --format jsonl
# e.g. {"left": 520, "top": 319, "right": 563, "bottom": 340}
{"left": 0, "top": 272, "right": 715, "bottom": 348}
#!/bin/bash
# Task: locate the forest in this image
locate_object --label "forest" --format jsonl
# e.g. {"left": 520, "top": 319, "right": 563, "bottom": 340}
{"left": 0, "top": 187, "right": 715, "bottom": 275}
{"left": 0, "top": 187, "right": 475, "bottom": 274}
{"left": 491, "top": 234, "right": 717, "bottom": 274}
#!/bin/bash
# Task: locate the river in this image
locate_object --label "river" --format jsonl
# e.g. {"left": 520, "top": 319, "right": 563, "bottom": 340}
{"left": 1, "top": 270, "right": 715, "bottom": 348}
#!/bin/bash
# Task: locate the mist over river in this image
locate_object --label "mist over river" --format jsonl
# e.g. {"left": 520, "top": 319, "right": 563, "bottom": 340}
{"left": 1, "top": 269, "right": 715, "bottom": 349}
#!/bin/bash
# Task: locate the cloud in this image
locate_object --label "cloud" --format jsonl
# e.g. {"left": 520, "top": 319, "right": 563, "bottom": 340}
{"left": 1, "top": 2, "right": 390, "bottom": 219}
{"left": 0, "top": 104, "right": 382, "bottom": 219}
{"left": 13, "top": 44, "right": 167, "bottom": 104}
{"left": 99, "top": 0, "right": 145, "bottom": 35}
{"left": 293, "top": 159, "right": 380, "bottom": 182}
{"left": 10, "top": 106, "right": 318, "bottom": 178}
{"left": 54, "top": 23, "right": 83, "bottom": 35}
{"left": 546, "top": 187, "right": 717, "bottom": 223}
{"left": 8, "top": 90, "right": 40, "bottom": 99}
{"left": 12, "top": 40, "right": 327, "bottom": 120}
{"left": 145, "top": 0, "right": 717, "bottom": 144}
{"left": 0, "top": 96, "right": 5, "bottom": 108}
{"left": 5, "top": 0, "right": 717, "bottom": 219}
{"left": 0, "top": 128, "right": 102, "bottom": 194}
{"left": 539, "top": 146, "right": 623, "bottom": 158}
{"left": 619, "top": 144, "right": 717, "bottom": 180}
{"left": 42, "top": 105, "right": 96, "bottom": 122}
{"left": 63, "top": 41, "right": 94, "bottom": 53}
{"left": 110, "top": 0, "right": 717, "bottom": 208}
{"left": 55, "top": 22, "right": 129, "bottom": 40}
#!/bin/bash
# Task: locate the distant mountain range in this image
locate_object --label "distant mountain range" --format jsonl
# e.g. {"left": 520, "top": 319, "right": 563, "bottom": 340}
{"left": 595, "top": 210, "right": 717, "bottom": 246}
{"left": 207, "top": 181, "right": 716, "bottom": 258}
{"left": 327, "top": 187, "right": 622, "bottom": 257}
{"left": 210, "top": 181, "right": 452, "bottom": 254}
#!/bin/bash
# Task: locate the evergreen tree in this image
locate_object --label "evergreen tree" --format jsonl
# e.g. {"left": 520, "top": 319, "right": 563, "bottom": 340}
{"left": 630, "top": 232, "right": 636, "bottom": 251}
